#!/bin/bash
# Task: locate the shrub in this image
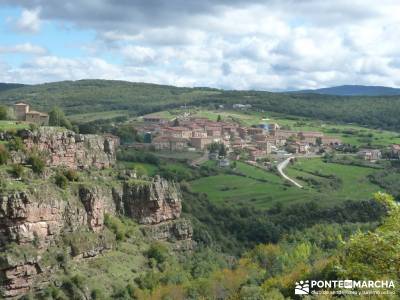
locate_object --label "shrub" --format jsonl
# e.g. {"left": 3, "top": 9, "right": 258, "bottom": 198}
{"left": 7, "top": 137, "right": 25, "bottom": 152}
{"left": 0, "top": 144, "right": 9, "bottom": 165}
{"left": 0, "top": 105, "right": 7, "bottom": 120}
{"left": 64, "top": 169, "right": 79, "bottom": 182}
{"left": 55, "top": 173, "right": 68, "bottom": 189}
{"left": 104, "top": 214, "right": 137, "bottom": 241}
{"left": 10, "top": 164, "right": 24, "bottom": 178}
{"left": 146, "top": 242, "right": 169, "bottom": 265}
{"left": 27, "top": 154, "right": 45, "bottom": 174}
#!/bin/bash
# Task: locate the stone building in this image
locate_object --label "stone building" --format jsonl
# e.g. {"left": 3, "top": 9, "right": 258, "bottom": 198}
{"left": 14, "top": 102, "right": 49, "bottom": 125}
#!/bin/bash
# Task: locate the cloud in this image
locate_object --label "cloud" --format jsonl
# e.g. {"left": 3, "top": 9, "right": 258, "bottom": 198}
{"left": 2, "top": 0, "right": 400, "bottom": 89}
{"left": 14, "top": 8, "right": 41, "bottom": 33}
{"left": 0, "top": 43, "right": 47, "bottom": 55}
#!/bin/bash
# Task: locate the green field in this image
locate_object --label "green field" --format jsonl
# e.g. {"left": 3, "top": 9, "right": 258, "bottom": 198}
{"left": 190, "top": 159, "right": 382, "bottom": 209}
{"left": 0, "top": 121, "right": 29, "bottom": 131}
{"left": 69, "top": 110, "right": 130, "bottom": 123}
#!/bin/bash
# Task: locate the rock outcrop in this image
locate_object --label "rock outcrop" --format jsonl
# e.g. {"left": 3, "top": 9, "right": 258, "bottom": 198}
{"left": 0, "top": 172, "right": 192, "bottom": 298}
{"left": 141, "top": 218, "right": 195, "bottom": 251}
{"left": 122, "top": 176, "right": 182, "bottom": 224}
{"left": 19, "top": 127, "right": 118, "bottom": 169}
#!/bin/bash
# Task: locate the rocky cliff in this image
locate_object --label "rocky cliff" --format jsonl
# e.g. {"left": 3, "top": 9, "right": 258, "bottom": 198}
{"left": 15, "top": 127, "right": 118, "bottom": 169}
{"left": 0, "top": 173, "right": 193, "bottom": 298}
{"left": 122, "top": 176, "right": 182, "bottom": 224}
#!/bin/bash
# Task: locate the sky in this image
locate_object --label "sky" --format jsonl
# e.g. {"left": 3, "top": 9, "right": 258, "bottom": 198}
{"left": 1, "top": 0, "right": 400, "bottom": 91}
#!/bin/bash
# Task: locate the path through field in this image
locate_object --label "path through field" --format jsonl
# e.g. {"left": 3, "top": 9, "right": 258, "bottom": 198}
{"left": 277, "top": 157, "right": 303, "bottom": 188}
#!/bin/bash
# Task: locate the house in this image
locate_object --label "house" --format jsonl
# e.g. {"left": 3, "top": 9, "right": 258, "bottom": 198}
{"left": 248, "top": 148, "right": 266, "bottom": 161}
{"left": 286, "top": 142, "right": 310, "bottom": 154}
{"left": 206, "top": 126, "right": 222, "bottom": 138}
{"left": 247, "top": 127, "right": 264, "bottom": 136}
{"left": 208, "top": 152, "right": 219, "bottom": 160}
{"left": 14, "top": 102, "right": 49, "bottom": 125}
{"left": 255, "top": 141, "right": 272, "bottom": 154}
{"left": 192, "top": 130, "right": 208, "bottom": 138}
{"left": 233, "top": 104, "right": 252, "bottom": 109}
{"left": 218, "top": 158, "right": 230, "bottom": 167}
{"left": 152, "top": 136, "right": 188, "bottom": 151}
{"left": 357, "top": 149, "right": 382, "bottom": 161}
{"left": 321, "top": 136, "right": 342, "bottom": 146}
{"left": 190, "top": 137, "right": 212, "bottom": 150}
{"left": 391, "top": 144, "right": 400, "bottom": 159}
{"left": 163, "top": 127, "right": 192, "bottom": 139}
{"left": 143, "top": 115, "right": 168, "bottom": 124}
{"left": 268, "top": 123, "right": 280, "bottom": 133}
{"left": 298, "top": 131, "right": 324, "bottom": 144}
{"left": 275, "top": 130, "right": 297, "bottom": 139}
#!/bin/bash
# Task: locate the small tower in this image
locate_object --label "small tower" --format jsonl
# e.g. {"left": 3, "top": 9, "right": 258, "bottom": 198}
{"left": 14, "top": 102, "right": 30, "bottom": 121}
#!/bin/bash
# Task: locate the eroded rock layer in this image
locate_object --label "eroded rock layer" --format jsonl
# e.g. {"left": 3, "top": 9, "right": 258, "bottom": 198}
{"left": 19, "top": 127, "right": 118, "bottom": 169}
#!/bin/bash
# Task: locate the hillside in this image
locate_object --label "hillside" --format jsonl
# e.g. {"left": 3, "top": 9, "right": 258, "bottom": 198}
{"left": 1, "top": 79, "right": 400, "bottom": 130}
{"left": 293, "top": 84, "right": 400, "bottom": 96}
{"left": 0, "top": 82, "right": 25, "bottom": 92}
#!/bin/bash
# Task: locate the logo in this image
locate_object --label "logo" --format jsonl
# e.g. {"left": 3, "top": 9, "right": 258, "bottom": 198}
{"left": 294, "top": 279, "right": 395, "bottom": 296}
{"left": 295, "top": 280, "right": 310, "bottom": 295}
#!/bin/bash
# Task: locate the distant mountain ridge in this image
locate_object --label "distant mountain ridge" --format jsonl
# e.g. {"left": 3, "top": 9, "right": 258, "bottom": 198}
{"left": 292, "top": 85, "right": 400, "bottom": 96}
{"left": 0, "top": 82, "right": 26, "bottom": 92}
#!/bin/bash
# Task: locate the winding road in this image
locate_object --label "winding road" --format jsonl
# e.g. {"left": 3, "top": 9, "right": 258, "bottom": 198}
{"left": 277, "top": 157, "right": 303, "bottom": 188}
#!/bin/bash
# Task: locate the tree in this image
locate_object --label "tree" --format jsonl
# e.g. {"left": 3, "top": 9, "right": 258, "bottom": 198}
{"left": 172, "top": 118, "right": 180, "bottom": 127}
{"left": 218, "top": 143, "right": 227, "bottom": 158}
{"left": 28, "top": 154, "right": 45, "bottom": 174}
{"left": 217, "top": 115, "right": 222, "bottom": 122}
{"left": 316, "top": 137, "right": 322, "bottom": 146}
{"left": 114, "top": 124, "right": 142, "bottom": 144}
{"left": 0, "top": 105, "right": 7, "bottom": 120}
{"left": 0, "top": 145, "right": 9, "bottom": 165}
{"left": 340, "top": 193, "right": 400, "bottom": 280}
{"left": 49, "top": 107, "right": 72, "bottom": 130}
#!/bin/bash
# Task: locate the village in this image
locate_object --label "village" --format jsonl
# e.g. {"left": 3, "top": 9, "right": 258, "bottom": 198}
{"left": 3, "top": 102, "right": 399, "bottom": 169}
{"left": 130, "top": 112, "right": 344, "bottom": 165}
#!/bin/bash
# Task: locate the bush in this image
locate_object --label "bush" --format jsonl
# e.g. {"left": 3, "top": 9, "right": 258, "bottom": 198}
{"left": 0, "top": 144, "right": 9, "bottom": 165}
{"left": 10, "top": 164, "right": 24, "bottom": 178}
{"left": 64, "top": 169, "right": 80, "bottom": 182}
{"left": 0, "top": 105, "right": 7, "bottom": 120}
{"left": 7, "top": 137, "right": 25, "bottom": 152}
{"left": 104, "top": 214, "right": 137, "bottom": 241}
{"left": 55, "top": 173, "right": 68, "bottom": 189}
{"left": 27, "top": 154, "right": 45, "bottom": 174}
{"left": 146, "top": 242, "right": 169, "bottom": 265}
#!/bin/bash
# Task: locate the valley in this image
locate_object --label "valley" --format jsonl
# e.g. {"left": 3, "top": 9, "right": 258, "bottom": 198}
{"left": 1, "top": 83, "right": 400, "bottom": 299}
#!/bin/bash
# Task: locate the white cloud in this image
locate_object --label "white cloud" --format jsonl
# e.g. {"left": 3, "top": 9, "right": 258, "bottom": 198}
{"left": 2, "top": 1, "right": 400, "bottom": 89}
{"left": 0, "top": 43, "right": 47, "bottom": 55}
{"left": 15, "top": 8, "right": 41, "bottom": 33}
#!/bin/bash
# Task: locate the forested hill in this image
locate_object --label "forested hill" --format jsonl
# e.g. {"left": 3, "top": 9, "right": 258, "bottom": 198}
{"left": 1, "top": 79, "right": 400, "bottom": 130}
{"left": 293, "top": 84, "right": 400, "bottom": 96}
{"left": 0, "top": 82, "right": 25, "bottom": 92}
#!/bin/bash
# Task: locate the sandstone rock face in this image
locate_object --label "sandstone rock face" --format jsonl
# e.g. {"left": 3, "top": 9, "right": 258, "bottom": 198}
{"left": 0, "top": 190, "right": 74, "bottom": 248}
{"left": 141, "top": 218, "right": 195, "bottom": 251}
{"left": 0, "top": 175, "right": 191, "bottom": 298}
{"left": 21, "top": 127, "right": 118, "bottom": 169}
{"left": 122, "top": 176, "right": 182, "bottom": 224}
{"left": 79, "top": 185, "right": 117, "bottom": 232}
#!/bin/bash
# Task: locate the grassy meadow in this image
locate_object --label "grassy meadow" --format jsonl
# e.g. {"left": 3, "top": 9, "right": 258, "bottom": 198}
{"left": 189, "top": 159, "right": 382, "bottom": 209}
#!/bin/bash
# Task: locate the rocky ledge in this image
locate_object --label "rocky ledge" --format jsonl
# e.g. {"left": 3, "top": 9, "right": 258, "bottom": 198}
{"left": 0, "top": 172, "right": 192, "bottom": 298}
{"left": 14, "top": 127, "right": 118, "bottom": 169}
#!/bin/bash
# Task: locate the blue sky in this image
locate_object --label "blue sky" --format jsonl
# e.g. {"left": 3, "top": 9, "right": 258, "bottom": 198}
{"left": 1, "top": 0, "right": 400, "bottom": 90}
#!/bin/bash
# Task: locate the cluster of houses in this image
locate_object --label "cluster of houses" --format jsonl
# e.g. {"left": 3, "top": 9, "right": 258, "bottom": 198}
{"left": 135, "top": 114, "right": 343, "bottom": 161}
